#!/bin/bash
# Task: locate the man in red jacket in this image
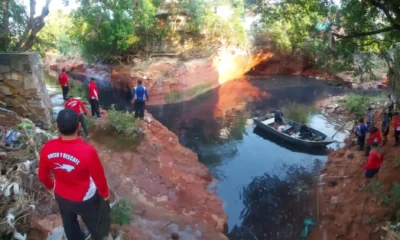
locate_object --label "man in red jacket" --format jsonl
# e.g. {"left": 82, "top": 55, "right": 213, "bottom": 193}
{"left": 88, "top": 78, "right": 102, "bottom": 119}
{"left": 38, "top": 109, "right": 110, "bottom": 240}
{"left": 362, "top": 143, "right": 384, "bottom": 186}
{"left": 59, "top": 68, "right": 70, "bottom": 101}
{"left": 65, "top": 96, "right": 89, "bottom": 137}
{"left": 365, "top": 126, "right": 382, "bottom": 156}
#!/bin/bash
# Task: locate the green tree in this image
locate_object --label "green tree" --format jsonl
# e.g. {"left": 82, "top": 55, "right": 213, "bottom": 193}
{"left": 0, "top": 0, "right": 52, "bottom": 52}
{"left": 70, "top": 0, "right": 139, "bottom": 60}
{"left": 32, "top": 10, "right": 76, "bottom": 56}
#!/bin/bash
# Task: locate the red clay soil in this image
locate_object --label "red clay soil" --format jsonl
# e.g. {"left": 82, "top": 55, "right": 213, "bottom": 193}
{"left": 309, "top": 113, "right": 399, "bottom": 240}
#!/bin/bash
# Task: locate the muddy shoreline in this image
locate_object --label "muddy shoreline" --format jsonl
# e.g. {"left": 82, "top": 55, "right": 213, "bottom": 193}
{"left": 310, "top": 95, "right": 397, "bottom": 240}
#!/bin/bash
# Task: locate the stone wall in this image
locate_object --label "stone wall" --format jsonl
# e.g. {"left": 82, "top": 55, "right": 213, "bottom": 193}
{"left": 0, "top": 53, "right": 52, "bottom": 129}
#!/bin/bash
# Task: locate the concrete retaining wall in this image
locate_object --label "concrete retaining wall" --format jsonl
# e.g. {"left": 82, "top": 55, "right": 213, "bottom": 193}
{"left": 0, "top": 53, "right": 52, "bottom": 129}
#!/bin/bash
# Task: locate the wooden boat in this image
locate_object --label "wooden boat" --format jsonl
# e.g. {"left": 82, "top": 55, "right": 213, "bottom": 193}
{"left": 253, "top": 115, "right": 335, "bottom": 148}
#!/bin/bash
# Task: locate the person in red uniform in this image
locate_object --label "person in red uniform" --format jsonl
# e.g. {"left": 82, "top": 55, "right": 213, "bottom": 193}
{"left": 38, "top": 109, "right": 110, "bottom": 240}
{"left": 58, "top": 68, "right": 70, "bottom": 101}
{"left": 362, "top": 143, "right": 384, "bottom": 185}
{"left": 394, "top": 112, "right": 400, "bottom": 146}
{"left": 88, "top": 78, "right": 102, "bottom": 119}
{"left": 365, "top": 126, "right": 382, "bottom": 156}
{"left": 65, "top": 96, "right": 89, "bottom": 137}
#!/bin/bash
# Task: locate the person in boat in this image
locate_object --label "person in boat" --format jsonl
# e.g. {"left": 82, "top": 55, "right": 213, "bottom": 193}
{"left": 362, "top": 142, "right": 384, "bottom": 188}
{"left": 273, "top": 109, "right": 285, "bottom": 126}
{"left": 365, "top": 126, "right": 382, "bottom": 156}
{"left": 299, "top": 122, "right": 313, "bottom": 139}
{"left": 382, "top": 112, "right": 390, "bottom": 145}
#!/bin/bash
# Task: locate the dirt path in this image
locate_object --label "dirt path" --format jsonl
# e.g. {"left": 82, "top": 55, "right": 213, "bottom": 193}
{"left": 309, "top": 115, "right": 399, "bottom": 240}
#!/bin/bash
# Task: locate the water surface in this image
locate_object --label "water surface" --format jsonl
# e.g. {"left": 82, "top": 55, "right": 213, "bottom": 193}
{"left": 47, "top": 73, "right": 349, "bottom": 239}
{"left": 104, "top": 75, "right": 349, "bottom": 239}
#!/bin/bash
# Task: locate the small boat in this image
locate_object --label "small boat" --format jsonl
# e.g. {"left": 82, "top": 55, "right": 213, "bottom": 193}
{"left": 253, "top": 127, "right": 328, "bottom": 155}
{"left": 253, "top": 115, "right": 335, "bottom": 148}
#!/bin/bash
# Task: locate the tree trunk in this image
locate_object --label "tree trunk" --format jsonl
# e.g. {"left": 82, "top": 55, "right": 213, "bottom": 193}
{"left": 18, "top": 0, "right": 52, "bottom": 52}
{"left": 1, "top": 0, "right": 10, "bottom": 50}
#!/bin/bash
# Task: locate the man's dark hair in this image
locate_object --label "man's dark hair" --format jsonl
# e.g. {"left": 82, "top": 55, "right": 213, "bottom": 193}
{"left": 57, "top": 109, "right": 79, "bottom": 136}
{"left": 62, "top": 68, "right": 66, "bottom": 72}
{"left": 138, "top": 80, "right": 142, "bottom": 85}
{"left": 90, "top": 77, "right": 96, "bottom": 81}
{"left": 368, "top": 107, "right": 372, "bottom": 111}
{"left": 66, "top": 95, "right": 73, "bottom": 100}
{"left": 358, "top": 118, "right": 364, "bottom": 123}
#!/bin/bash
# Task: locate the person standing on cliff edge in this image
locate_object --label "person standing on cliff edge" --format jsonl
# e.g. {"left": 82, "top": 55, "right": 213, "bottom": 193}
{"left": 88, "top": 78, "right": 103, "bottom": 119}
{"left": 59, "top": 68, "right": 70, "bottom": 101}
{"left": 131, "top": 79, "right": 149, "bottom": 119}
{"left": 38, "top": 109, "right": 111, "bottom": 240}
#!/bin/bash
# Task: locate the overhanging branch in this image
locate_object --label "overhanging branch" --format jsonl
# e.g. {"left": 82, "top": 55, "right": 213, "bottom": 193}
{"left": 333, "top": 26, "right": 399, "bottom": 39}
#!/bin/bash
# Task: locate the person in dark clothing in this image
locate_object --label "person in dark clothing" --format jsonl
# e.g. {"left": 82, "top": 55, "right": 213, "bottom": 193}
{"left": 88, "top": 78, "right": 102, "bottom": 119}
{"left": 355, "top": 118, "right": 367, "bottom": 151}
{"left": 382, "top": 112, "right": 390, "bottom": 145}
{"left": 131, "top": 80, "right": 149, "bottom": 119}
{"left": 299, "top": 122, "right": 312, "bottom": 139}
{"left": 366, "top": 107, "right": 374, "bottom": 130}
{"left": 274, "top": 109, "right": 285, "bottom": 125}
{"left": 394, "top": 112, "right": 400, "bottom": 146}
{"left": 38, "top": 109, "right": 110, "bottom": 240}
{"left": 365, "top": 126, "right": 382, "bottom": 156}
{"left": 59, "top": 68, "right": 70, "bottom": 101}
{"left": 65, "top": 96, "right": 89, "bottom": 137}
{"left": 387, "top": 94, "right": 395, "bottom": 121}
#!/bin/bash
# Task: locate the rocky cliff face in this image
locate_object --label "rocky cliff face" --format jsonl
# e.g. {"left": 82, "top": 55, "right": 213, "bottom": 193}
{"left": 88, "top": 113, "right": 227, "bottom": 239}
{"left": 29, "top": 111, "right": 227, "bottom": 240}
{"left": 44, "top": 47, "right": 271, "bottom": 105}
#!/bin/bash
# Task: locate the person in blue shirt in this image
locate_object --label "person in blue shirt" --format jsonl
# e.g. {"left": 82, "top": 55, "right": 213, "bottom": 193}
{"left": 382, "top": 112, "right": 390, "bottom": 145}
{"left": 366, "top": 107, "right": 374, "bottom": 130}
{"left": 131, "top": 80, "right": 149, "bottom": 119}
{"left": 355, "top": 118, "right": 368, "bottom": 151}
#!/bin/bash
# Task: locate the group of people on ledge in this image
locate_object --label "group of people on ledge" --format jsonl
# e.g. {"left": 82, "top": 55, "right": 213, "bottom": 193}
{"left": 354, "top": 96, "right": 397, "bottom": 188}
{"left": 36, "top": 68, "right": 152, "bottom": 240}
{"left": 58, "top": 68, "right": 150, "bottom": 137}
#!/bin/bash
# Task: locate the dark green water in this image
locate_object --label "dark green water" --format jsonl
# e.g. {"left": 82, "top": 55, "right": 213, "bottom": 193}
{"left": 48, "top": 73, "right": 349, "bottom": 239}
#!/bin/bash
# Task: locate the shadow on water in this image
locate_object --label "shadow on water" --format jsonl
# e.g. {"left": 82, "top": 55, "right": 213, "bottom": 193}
{"left": 228, "top": 162, "right": 324, "bottom": 240}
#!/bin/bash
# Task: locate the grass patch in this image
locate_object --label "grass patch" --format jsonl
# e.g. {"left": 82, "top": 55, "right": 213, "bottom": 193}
{"left": 187, "top": 83, "right": 213, "bottom": 97}
{"left": 111, "top": 199, "right": 134, "bottom": 225}
{"left": 69, "top": 81, "right": 88, "bottom": 99}
{"left": 84, "top": 116, "right": 95, "bottom": 129}
{"left": 339, "top": 93, "right": 387, "bottom": 119}
{"left": 107, "top": 107, "right": 140, "bottom": 138}
{"left": 281, "top": 102, "right": 318, "bottom": 123}
{"left": 164, "top": 91, "right": 183, "bottom": 103}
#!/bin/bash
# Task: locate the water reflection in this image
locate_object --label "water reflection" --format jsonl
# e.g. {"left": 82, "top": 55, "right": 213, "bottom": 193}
{"left": 228, "top": 163, "right": 324, "bottom": 240}
{"left": 44, "top": 72, "right": 349, "bottom": 239}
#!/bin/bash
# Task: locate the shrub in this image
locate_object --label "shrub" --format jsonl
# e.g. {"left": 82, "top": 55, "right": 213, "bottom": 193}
{"left": 281, "top": 102, "right": 318, "bottom": 123}
{"left": 341, "top": 93, "right": 387, "bottom": 119}
{"left": 164, "top": 91, "right": 183, "bottom": 103}
{"left": 111, "top": 199, "right": 134, "bottom": 225}
{"left": 107, "top": 107, "right": 140, "bottom": 138}
{"left": 84, "top": 117, "right": 95, "bottom": 129}
{"left": 187, "top": 83, "right": 213, "bottom": 97}
{"left": 69, "top": 81, "right": 88, "bottom": 100}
